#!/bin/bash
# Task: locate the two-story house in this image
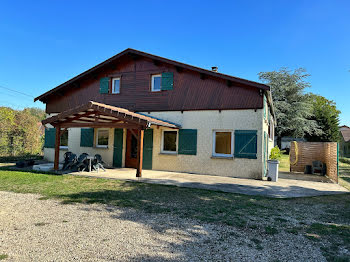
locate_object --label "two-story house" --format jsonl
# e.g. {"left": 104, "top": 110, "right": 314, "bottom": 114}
{"left": 35, "top": 49, "right": 275, "bottom": 179}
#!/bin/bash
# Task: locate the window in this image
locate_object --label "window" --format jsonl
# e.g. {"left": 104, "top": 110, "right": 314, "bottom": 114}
{"left": 96, "top": 129, "right": 109, "bottom": 148}
{"left": 60, "top": 129, "right": 68, "bottom": 149}
{"left": 161, "top": 130, "right": 178, "bottom": 153}
{"left": 213, "top": 131, "right": 233, "bottom": 157}
{"left": 151, "top": 74, "right": 162, "bottom": 92}
{"left": 111, "top": 77, "right": 120, "bottom": 94}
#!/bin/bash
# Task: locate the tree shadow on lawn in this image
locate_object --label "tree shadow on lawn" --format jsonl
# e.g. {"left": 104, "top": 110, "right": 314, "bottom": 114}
{"left": 54, "top": 187, "right": 266, "bottom": 261}
{"left": 53, "top": 186, "right": 328, "bottom": 261}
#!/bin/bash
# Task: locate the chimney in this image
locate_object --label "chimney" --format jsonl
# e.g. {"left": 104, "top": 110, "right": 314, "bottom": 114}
{"left": 211, "top": 66, "right": 218, "bottom": 72}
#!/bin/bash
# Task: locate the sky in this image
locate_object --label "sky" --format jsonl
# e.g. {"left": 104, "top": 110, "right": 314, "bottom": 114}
{"left": 1, "top": 0, "right": 349, "bottom": 124}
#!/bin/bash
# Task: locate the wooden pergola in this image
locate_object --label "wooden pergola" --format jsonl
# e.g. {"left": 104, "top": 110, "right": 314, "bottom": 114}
{"left": 42, "top": 101, "right": 180, "bottom": 177}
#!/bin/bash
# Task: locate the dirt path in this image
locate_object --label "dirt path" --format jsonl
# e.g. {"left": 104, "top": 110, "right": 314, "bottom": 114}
{"left": 0, "top": 191, "right": 325, "bottom": 261}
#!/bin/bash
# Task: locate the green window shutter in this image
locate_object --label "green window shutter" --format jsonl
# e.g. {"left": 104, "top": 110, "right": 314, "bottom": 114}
{"left": 113, "top": 129, "right": 123, "bottom": 167}
{"left": 80, "top": 128, "right": 94, "bottom": 147}
{"left": 263, "top": 95, "right": 267, "bottom": 120}
{"left": 100, "top": 77, "right": 110, "bottom": 94}
{"left": 178, "top": 129, "right": 197, "bottom": 155}
{"left": 44, "top": 128, "right": 56, "bottom": 148}
{"left": 234, "top": 130, "right": 257, "bottom": 159}
{"left": 161, "top": 72, "right": 173, "bottom": 90}
{"left": 264, "top": 131, "right": 268, "bottom": 176}
{"left": 143, "top": 129, "right": 153, "bottom": 169}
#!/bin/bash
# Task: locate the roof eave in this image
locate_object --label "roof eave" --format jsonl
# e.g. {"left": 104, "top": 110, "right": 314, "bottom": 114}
{"left": 34, "top": 48, "right": 270, "bottom": 102}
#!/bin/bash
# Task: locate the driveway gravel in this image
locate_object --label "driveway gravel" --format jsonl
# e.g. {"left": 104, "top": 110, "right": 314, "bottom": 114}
{"left": 0, "top": 191, "right": 326, "bottom": 261}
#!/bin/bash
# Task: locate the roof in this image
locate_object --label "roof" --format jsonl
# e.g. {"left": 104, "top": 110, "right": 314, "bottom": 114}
{"left": 340, "top": 126, "right": 350, "bottom": 142}
{"left": 34, "top": 48, "right": 270, "bottom": 102}
{"left": 42, "top": 101, "right": 180, "bottom": 129}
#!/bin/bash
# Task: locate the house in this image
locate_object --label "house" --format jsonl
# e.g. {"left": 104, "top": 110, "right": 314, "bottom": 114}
{"left": 340, "top": 125, "right": 350, "bottom": 158}
{"left": 34, "top": 48, "right": 275, "bottom": 179}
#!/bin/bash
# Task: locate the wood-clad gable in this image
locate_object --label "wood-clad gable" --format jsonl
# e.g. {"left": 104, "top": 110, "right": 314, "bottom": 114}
{"left": 38, "top": 50, "right": 266, "bottom": 114}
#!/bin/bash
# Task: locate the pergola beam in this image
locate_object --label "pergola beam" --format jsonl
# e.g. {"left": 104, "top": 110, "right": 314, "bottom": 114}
{"left": 54, "top": 126, "right": 61, "bottom": 171}
{"left": 58, "top": 122, "right": 143, "bottom": 129}
{"left": 136, "top": 128, "right": 144, "bottom": 177}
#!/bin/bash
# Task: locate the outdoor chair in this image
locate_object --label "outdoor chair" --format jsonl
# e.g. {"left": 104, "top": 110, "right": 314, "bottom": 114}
{"left": 62, "top": 151, "right": 73, "bottom": 170}
{"left": 76, "top": 153, "right": 90, "bottom": 172}
{"left": 62, "top": 153, "right": 77, "bottom": 171}
{"left": 312, "top": 160, "right": 323, "bottom": 174}
{"left": 92, "top": 154, "right": 106, "bottom": 172}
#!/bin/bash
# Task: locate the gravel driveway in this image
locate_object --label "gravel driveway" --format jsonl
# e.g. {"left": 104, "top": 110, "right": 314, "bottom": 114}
{"left": 0, "top": 191, "right": 325, "bottom": 261}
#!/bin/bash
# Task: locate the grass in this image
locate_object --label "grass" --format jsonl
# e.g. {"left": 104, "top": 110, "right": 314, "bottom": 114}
{"left": 0, "top": 254, "right": 8, "bottom": 260}
{"left": 339, "top": 158, "right": 350, "bottom": 191}
{"left": 0, "top": 168, "right": 350, "bottom": 261}
{"left": 278, "top": 152, "right": 290, "bottom": 172}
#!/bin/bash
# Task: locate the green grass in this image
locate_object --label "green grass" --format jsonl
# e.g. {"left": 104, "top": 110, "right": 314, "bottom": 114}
{"left": 278, "top": 152, "right": 290, "bottom": 172}
{"left": 339, "top": 159, "right": 350, "bottom": 191}
{"left": 0, "top": 254, "right": 8, "bottom": 260}
{"left": 0, "top": 168, "right": 350, "bottom": 261}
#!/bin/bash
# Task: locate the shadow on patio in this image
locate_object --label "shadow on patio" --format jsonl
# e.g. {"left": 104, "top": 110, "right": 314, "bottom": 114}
{"left": 62, "top": 167, "right": 349, "bottom": 198}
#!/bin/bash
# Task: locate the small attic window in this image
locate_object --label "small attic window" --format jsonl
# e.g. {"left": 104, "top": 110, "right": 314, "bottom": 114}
{"left": 151, "top": 74, "right": 162, "bottom": 92}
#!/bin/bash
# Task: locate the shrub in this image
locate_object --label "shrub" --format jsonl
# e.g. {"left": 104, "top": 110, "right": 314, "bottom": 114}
{"left": 340, "top": 157, "right": 350, "bottom": 165}
{"left": 269, "top": 146, "right": 281, "bottom": 160}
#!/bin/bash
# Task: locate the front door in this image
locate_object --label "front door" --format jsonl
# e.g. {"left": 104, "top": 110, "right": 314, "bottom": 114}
{"left": 125, "top": 129, "right": 138, "bottom": 168}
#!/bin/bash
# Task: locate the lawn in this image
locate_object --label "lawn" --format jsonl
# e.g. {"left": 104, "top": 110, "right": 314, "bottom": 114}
{"left": 278, "top": 151, "right": 290, "bottom": 172}
{"left": 340, "top": 158, "right": 350, "bottom": 191}
{"left": 0, "top": 167, "right": 349, "bottom": 261}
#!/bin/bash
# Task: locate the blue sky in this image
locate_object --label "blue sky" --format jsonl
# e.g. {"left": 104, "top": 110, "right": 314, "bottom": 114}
{"left": 1, "top": 0, "right": 349, "bottom": 124}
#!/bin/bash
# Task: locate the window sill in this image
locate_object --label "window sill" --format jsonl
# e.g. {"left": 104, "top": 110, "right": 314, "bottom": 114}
{"left": 94, "top": 146, "right": 109, "bottom": 149}
{"left": 159, "top": 152, "right": 177, "bottom": 156}
{"left": 211, "top": 156, "right": 233, "bottom": 160}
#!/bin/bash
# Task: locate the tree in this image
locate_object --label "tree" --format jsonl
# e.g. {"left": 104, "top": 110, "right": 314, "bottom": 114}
{"left": 258, "top": 68, "right": 322, "bottom": 147}
{"left": 305, "top": 93, "right": 340, "bottom": 142}
{"left": 23, "top": 107, "right": 46, "bottom": 121}
{"left": 0, "top": 107, "right": 45, "bottom": 156}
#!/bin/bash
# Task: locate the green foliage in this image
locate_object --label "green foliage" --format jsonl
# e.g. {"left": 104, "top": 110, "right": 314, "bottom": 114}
{"left": 269, "top": 146, "right": 281, "bottom": 160}
{"left": 305, "top": 93, "right": 340, "bottom": 142}
{"left": 259, "top": 68, "right": 322, "bottom": 141}
{"left": 340, "top": 158, "right": 350, "bottom": 165}
{"left": 0, "top": 107, "right": 45, "bottom": 157}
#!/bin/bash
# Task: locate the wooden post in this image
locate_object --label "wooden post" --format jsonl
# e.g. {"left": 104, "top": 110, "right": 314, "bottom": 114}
{"left": 54, "top": 126, "right": 61, "bottom": 171}
{"left": 136, "top": 128, "right": 144, "bottom": 177}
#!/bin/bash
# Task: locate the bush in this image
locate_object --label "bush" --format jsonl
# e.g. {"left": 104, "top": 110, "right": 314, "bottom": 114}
{"left": 269, "top": 146, "right": 281, "bottom": 160}
{"left": 340, "top": 157, "right": 350, "bottom": 165}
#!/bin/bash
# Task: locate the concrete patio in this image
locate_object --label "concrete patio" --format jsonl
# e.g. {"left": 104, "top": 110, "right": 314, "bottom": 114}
{"left": 65, "top": 168, "right": 349, "bottom": 198}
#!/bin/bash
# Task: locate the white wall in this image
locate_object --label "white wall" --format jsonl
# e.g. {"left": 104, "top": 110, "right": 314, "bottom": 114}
{"left": 143, "top": 110, "right": 264, "bottom": 179}
{"left": 44, "top": 109, "right": 265, "bottom": 179}
{"left": 44, "top": 127, "right": 127, "bottom": 168}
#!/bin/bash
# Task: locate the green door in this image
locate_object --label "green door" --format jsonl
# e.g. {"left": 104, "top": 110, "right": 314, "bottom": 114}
{"left": 143, "top": 129, "right": 153, "bottom": 170}
{"left": 113, "top": 129, "right": 123, "bottom": 167}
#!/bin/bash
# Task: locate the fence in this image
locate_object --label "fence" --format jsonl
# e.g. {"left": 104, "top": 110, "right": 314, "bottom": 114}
{"left": 290, "top": 142, "right": 338, "bottom": 183}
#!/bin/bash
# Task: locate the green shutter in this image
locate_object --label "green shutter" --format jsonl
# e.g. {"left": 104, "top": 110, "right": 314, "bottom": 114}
{"left": 263, "top": 95, "right": 267, "bottom": 120}
{"left": 44, "top": 128, "right": 56, "bottom": 148}
{"left": 178, "top": 129, "right": 197, "bottom": 155}
{"left": 100, "top": 77, "right": 109, "bottom": 94}
{"left": 264, "top": 131, "right": 267, "bottom": 177}
{"left": 113, "top": 129, "right": 123, "bottom": 167}
{"left": 234, "top": 130, "right": 257, "bottom": 159}
{"left": 143, "top": 129, "right": 153, "bottom": 169}
{"left": 161, "top": 72, "right": 173, "bottom": 90}
{"left": 80, "top": 128, "right": 94, "bottom": 147}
